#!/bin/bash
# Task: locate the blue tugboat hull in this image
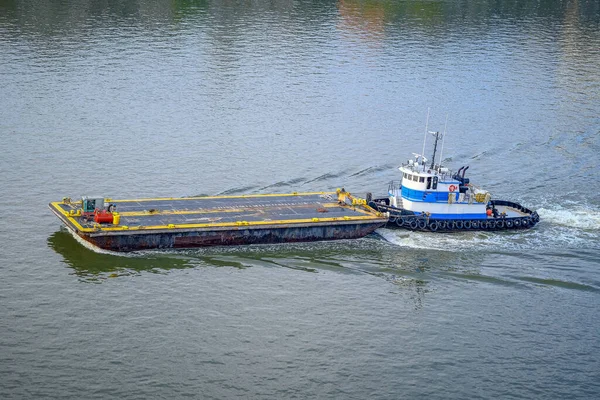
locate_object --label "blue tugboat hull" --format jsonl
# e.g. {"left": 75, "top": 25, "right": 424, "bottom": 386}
{"left": 370, "top": 199, "right": 539, "bottom": 232}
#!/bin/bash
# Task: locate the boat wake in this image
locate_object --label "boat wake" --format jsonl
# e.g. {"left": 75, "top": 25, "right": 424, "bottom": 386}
{"left": 377, "top": 203, "right": 600, "bottom": 252}
{"left": 536, "top": 205, "right": 600, "bottom": 230}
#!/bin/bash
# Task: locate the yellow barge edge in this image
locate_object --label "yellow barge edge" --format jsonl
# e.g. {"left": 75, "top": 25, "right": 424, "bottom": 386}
{"left": 49, "top": 190, "right": 388, "bottom": 251}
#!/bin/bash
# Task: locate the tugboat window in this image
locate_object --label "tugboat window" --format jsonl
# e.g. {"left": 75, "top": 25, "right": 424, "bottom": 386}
{"left": 427, "top": 177, "right": 432, "bottom": 189}
{"left": 413, "top": 175, "right": 418, "bottom": 182}
{"left": 407, "top": 174, "right": 412, "bottom": 180}
{"left": 419, "top": 177, "right": 425, "bottom": 183}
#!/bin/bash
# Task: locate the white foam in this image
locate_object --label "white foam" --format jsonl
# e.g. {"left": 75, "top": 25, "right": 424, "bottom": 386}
{"left": 377, "top": 218, "right": 597, "bottom": 253}
{"left": 377, "top": 202, "right": 600, "bottom": 252}
{"left": 376, "top": 228, "right": 509, "bottom": 252}
{"left": 537, "top": 206, "right": 600, "bottom": 230}
{"left": 63, "top": 226, "right": 135, "bottom": 257}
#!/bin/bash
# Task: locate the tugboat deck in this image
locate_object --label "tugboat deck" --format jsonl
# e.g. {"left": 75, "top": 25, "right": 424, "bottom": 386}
{"left": 489, "top": 206, "right": 528, "bottom": 219}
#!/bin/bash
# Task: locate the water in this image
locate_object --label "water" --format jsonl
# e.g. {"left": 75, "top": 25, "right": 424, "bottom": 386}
{"left": 1, "top": 0, "right": 600, "bottom": 398}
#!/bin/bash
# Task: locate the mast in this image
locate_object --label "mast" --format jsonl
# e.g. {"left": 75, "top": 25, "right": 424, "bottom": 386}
{"left": 438, "top": 114, "right": 448, "bottom": 170}
{"left": 421, "top": 108, "right": 430, "bottom": 169}
{"left": 430, "top": 131, "right": 442, "bottom": 169}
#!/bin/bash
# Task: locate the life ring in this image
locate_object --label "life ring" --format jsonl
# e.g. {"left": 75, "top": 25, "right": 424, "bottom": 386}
{"left": 409, "top": 219, "right": 418, "bottom": 230}
{"left": 418, "top": 219, "right": 427, "bottom": 229}
{"left": 464, "top": 220, "right": 472, "bottom": 230}
{"left": 429, "top": 221, "right": 439, "bottom": 232}
{"left": 449, "top": 185, "right": 457, "bottom": 192}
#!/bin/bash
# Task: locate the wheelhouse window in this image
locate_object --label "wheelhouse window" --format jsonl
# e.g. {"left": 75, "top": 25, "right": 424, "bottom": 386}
{"left": 412, "top": 175, "right": 418, "bottom": 182}
{"left": 407, "top": 174, "right": 412, "bottom": 180}
{"left": 427, "top": 177, "right": 432, "bottom": 189}
{"left": 419, "top": 177, "right": 425, "bottom": 183}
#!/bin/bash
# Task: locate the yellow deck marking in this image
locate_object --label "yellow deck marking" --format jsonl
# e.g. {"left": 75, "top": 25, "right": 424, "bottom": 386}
{"left": 118, "top": 208, "right": 247, "bottom": 217}
{"left": 108, "top": 191, "right": 332, "bottom": 203}
{"left": 96, "top": 215, "right": 385, "bottom": 232}
{"left": 117, "top": 202, "right": 349, "bottom": 217}
{"left": 50, "top": 195, "right": 385, "bottom": 234}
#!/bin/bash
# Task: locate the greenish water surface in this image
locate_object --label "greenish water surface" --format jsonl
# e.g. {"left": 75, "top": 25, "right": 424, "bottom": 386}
{"left": 1, "top": 1, "right": 599, "bottom": 398}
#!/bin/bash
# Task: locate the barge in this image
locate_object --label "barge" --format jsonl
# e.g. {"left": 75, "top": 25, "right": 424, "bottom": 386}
{"left": 49, "top": 190, "right": 387, "bottom": 252}
{"left": 368, "top": 116, "right": 539, "bottom": 232}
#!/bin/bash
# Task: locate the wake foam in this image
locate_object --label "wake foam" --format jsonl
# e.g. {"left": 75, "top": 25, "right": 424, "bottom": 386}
{"left": 536, "top": 206, "right": 600, "bottom": 230}
{"left": 63, "top": 226, "right": 138, "bottom": 257}
{"left": 377, "top": 203, "right": 600, "bottom": 251}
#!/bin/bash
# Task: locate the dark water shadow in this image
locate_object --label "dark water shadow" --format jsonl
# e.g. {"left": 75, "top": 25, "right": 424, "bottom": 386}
{"left": 48, "top": 229, "right": 415, "bottom": 283}
{"left": 48, "top": 228, "right": 496, "bottom": 308}
{"left": 47, "top": 229, "right": 195, "bottom": 283}
{"left": 512, "top": 276, "right": 600, "bottom": 293}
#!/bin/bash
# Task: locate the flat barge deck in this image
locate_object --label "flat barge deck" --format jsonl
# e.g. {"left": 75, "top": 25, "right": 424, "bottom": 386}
{"left": 49, "top": 191, "right": 387, "bottom": 251}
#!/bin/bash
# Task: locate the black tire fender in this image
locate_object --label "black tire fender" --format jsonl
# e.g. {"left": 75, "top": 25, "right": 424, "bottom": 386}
{"left": 429, "top": 221, "right": 439, "bottom": 232}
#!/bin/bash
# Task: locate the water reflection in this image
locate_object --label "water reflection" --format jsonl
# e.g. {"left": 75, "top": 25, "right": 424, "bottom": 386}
{"left": 48, "top": 227, "right": 436, "bottom": 304}
{"left": 2, "top": 0, "right": 597, "bottom": 34}
{"left": 47, "top": 229, "right": 195, "bottom": 282}
{"left": 337, "top": 0, "right": 386, "bottom": 43}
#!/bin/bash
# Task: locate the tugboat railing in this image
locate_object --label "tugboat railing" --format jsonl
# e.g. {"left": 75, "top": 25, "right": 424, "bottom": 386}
{"left": 400, "top": 163, "right": 455, "bottom": 181}
{"left": 388, "top": 180, "right": 401, "bottom": 195}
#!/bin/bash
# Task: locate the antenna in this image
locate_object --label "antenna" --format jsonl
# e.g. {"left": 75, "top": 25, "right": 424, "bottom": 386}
{"left": 439, "top": 113, "right": 448, "bottom": 170}
{"left": 429, "top": 131, "right": 442, "bottom": 169}
{"left": 421, "top": 108, "right": 430, "bottom": 170}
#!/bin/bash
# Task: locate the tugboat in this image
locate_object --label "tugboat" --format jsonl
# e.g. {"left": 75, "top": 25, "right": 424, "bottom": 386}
{"left": 368, "top": 121, "right": 539, "bottom": 232}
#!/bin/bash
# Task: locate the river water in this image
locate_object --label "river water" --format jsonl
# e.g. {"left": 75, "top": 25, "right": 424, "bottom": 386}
{"left": 1, "top": 1, "right": 600, "bottom": 398}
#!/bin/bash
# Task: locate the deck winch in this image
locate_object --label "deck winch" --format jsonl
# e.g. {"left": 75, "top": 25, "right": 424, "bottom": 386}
{"left": 94, "top": 209, "right": 114, "bottom": 224}
{"left": 80, "top": 196, "right": 118, "bottom": 224}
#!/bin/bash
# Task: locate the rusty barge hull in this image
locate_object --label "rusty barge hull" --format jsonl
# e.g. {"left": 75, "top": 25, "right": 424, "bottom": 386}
{"left": 72, "top": 221, "right": 382, "bottom": 251}
{"left": 49, "top": 192, "right": 387, "bottom": 252}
